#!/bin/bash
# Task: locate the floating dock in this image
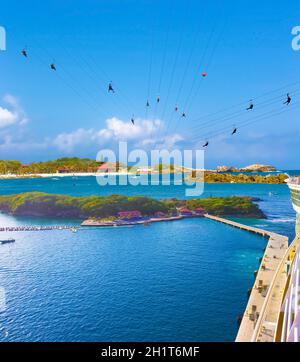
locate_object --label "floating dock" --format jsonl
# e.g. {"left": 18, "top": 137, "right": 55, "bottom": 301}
{"left": 0, "top": 226, "right": 78, "bottom": 232}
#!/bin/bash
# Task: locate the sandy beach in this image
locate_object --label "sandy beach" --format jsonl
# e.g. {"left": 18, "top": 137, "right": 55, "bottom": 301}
{"left": 0, "top": 172, "right": 135, "bottom": 179}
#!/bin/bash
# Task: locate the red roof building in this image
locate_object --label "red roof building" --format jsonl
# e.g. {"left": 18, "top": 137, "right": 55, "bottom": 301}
{"left": 179, "top": 208, "right": 193, "bottom": 215}
{"left": 20, "top": 164, "right": 30, "bottom": 174}
{"left": 97, "top": 163, "right": 109, "bottom": 172}
{"left": 195, "top": 207, "right": 205, "bottom": 216}
{"left": 97, "top": 163, "right": 118, "bottom": 173}
{"left": 117, "top": 210, "right": 142, "bottom": 219}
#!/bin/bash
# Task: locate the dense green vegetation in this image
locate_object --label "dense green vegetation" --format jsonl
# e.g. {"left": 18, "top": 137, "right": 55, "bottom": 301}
{"left": 186, "top": 172, "right": 288, "bottom": 184}
{"left": 0, "top": 192, "right": 265, "bottom": 219}
{"left": 0, "top": 158, "right": 103, "bottom": 174}
{"left": 186, "top": 197, "right": 265, "bottom": 218}
{"left": 0, "top": 192, "right": 169, "bottom": 218}
{"left": 0, "top": 160, "right": 22, "bottom": 174}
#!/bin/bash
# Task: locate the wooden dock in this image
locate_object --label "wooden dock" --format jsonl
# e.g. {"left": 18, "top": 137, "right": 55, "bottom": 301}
{"left": 204, "top": 214, "right": 289, "bottom": 342}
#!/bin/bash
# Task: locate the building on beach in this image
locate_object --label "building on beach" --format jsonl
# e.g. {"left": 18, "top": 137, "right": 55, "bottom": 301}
{"left": 57, "top": 167, "right": 72, "bottom": 174}
{"left": 179, "top": 208, "right": 193, "bottom": 216}
{"left": 97, "top": 162, "right": 127, "bottom": 173}
{"left": 117, "top": 210, "right": 142, "bottom": 219}
{"left": 97, "top": 163, "right": 111, "bottom": 173}
{"left": 194, "top": 207, "right": 205, "bottom": 216}
{"left": 20, "top": 164, "right": 30, "bottom": 174}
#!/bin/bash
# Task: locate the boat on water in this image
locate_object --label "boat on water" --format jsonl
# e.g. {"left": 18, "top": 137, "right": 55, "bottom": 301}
{"left": 0, "top": 238, "right": 15, "bottom": 245}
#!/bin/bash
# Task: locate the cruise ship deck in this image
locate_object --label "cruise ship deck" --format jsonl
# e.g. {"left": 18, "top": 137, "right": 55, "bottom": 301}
{"left": 236, "top": 176, "right": 300, "bottom": 342}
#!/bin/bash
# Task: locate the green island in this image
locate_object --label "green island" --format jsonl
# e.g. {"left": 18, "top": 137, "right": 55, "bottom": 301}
{"left": 187, "top": 172, "right": 289, "bottom": 184}
{"left": 0, "top": 192, "right": 265, "bottom": 220}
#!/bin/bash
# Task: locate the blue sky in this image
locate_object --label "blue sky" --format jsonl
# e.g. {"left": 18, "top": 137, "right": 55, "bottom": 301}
{"left": 0, "top": 0, "right": 300, "bottom": 168}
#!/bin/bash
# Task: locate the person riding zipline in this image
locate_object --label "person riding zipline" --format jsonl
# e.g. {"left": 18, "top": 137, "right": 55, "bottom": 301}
{"left": 108, "top": 82, "right": 115, "bottom": 93}
{"left": 247, "top": 101, "right": 254, "bottom": 110}
{"left": 284, "top": 93, "right": 291, "bottom": 105}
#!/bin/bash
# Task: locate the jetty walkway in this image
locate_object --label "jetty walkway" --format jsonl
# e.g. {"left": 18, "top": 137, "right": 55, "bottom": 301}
{"left": 204, "top": 214, "right": 289, "bottom": 342}
{"left": 0, "top": 225, "right": 78, "bottom": 232}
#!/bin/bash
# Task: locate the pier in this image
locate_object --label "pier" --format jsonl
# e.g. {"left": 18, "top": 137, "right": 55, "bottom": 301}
{"left": 204, "top": 214, "right": 289, "bottom": 342}
{"left": 204, "top": 214, "right": 277, "bottom": 238}
{"left": 0, "top": 225, "right": 78, "bottom": 232}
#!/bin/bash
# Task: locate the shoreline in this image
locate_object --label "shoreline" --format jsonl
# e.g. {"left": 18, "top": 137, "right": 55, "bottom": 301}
{"left": 0, "top": 171, "right": 290, "bottom": 185}
{"left": 0, "top": 213, "right": 266, "bottom": 232}
{"left": 0, "top": 172, "right": 134, "bottom": 179}
{"left": 0, "top": 170, "right": 208, "bottom": 179}
{"left": 81, "top": 215, "right": 186, "bottom": 227}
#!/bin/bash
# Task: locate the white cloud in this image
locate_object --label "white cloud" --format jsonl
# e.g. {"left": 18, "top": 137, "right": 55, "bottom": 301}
{"left": 0, "top": 134, "right": 49, "bottom": 152}
{"left": 0, "top": 94, "right": 28, "bottom": 129}
{"left": 53, "top": 117, "right": 183, "bottom": 153}
{"left": 98, "top": 117, "right": 161, "bottom": 141}
{"left": 156, "top": 134, "right": 184, "bottom": 149}
{"left": 3, "top": 94, "right": 19, "bottom": 107}
{"left": 0, "top": 107, "right": 17, "bottom": 128}
{"left": 53, "top": 128, "right": 95, "bottom": 152}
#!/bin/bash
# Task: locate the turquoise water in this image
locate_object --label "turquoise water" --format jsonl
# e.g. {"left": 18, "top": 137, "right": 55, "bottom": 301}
{"left": 0, "top": 176, "right": 296, "bottom": 341}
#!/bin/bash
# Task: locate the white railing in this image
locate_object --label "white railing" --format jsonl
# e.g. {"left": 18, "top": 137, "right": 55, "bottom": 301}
{"left": 280, "top": 246, "right": 300, "bottom": 342}
{"left": 251, "top": 236, "right": 300, "bottom": 342}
